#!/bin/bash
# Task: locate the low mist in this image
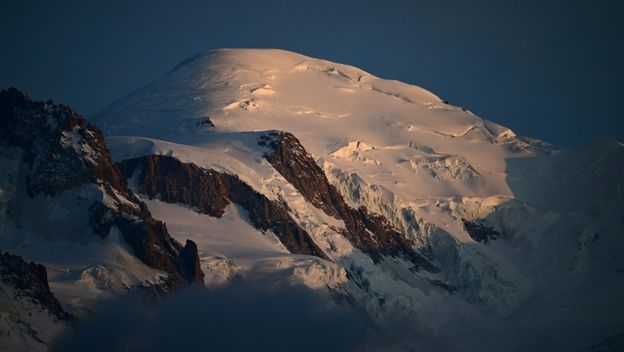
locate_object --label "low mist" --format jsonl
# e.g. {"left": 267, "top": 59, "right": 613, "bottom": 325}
{"left": 53, "top": 283, "right": 381, "bottom": 352}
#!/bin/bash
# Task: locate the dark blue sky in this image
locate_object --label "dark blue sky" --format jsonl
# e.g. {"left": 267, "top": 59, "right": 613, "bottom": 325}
{"left": 1, "top": 0, "right": 622, "bottom": 145}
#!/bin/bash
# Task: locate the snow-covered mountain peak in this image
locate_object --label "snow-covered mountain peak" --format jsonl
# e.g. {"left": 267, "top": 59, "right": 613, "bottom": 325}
{"left": 97, "top": 48, "right": 449, "bottom": 131}
{"left": 94, "top": 48, "right": 547, "bottom": 203}
{"left": 173, "top": 48, "right": 367, "bottom": 74}
{"left": 3, "top": 49, "right": 623, "bottom": 351}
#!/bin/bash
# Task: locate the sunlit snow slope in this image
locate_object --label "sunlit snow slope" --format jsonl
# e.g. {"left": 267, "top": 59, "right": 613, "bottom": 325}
{"left": 93, "top": 49, "right": 624, "bottom": 350}
{"left": 97, "top": 49, "right": 544, "bottom": 202}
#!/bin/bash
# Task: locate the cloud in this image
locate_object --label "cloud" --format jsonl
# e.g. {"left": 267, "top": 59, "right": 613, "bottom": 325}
{"left": 52, "top": 282, "right": 381, "bottom": 352}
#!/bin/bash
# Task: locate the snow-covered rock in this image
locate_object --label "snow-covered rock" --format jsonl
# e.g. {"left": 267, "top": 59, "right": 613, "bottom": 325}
{"left": 0, "top": 88, "right": 204, "bottom": 322}
{"left": 0, "top": 251, "right": 68, "bottom": 352}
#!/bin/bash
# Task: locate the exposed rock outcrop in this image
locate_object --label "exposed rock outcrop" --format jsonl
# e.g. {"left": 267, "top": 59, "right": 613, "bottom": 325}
{"left": 0, "top": 251, "right": 68, "bottom": 351}
{"left": 461, "top": 219, "right": 500, "bottom": 244}
{"left": 259, "top": 131, "right": 436, "bottom": 270}
{"left": 0, "top": 88, "right": 126, "bottom": 198}
{"left": 0, "top": 88, "right": 203, "bottom": 287}
{"left": 117, "top": 155, "right": 328, "bottom": 259}
{"left": 0, "top": 251, "right": 68, "bottom": 321}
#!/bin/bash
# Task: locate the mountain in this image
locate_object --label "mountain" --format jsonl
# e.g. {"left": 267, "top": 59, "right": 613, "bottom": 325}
{"left": 0, "top": 251, "right": 69, "bottom": 352}
{"left": 0, "top": 88, "right": 205, "bottom": 349}
{"left": 2, "top": 48, "right": 623, "bottom": 351}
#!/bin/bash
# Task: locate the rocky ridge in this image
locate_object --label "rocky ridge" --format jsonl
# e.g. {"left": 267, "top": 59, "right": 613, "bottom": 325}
{"left": 0, "top": 88, "right": 204, "bottom": 287}
{"left": 117, "top": 154, "right": 328, "bottom": 259}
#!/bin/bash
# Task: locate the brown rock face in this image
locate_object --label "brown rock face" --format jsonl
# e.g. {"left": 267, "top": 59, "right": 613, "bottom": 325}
{"left": 112, "top": 213, "right": 204, "bottom": 285}
{"left": 181, "top": 240, "right": 205, "bottom": 284}
{"left": 0, "top": 88, "right": 127, "bottom": 197}
{"left": 0, "top": 88, "right": 204, "bottom": 288}
{"left": 0, "top": 251, "right": 69, "bottom": 320}
{"left": 117, "top": 155, "right": 328, "bottom": 260}
{"left": 260, "top": 131, "right": 436, "bottom": 270}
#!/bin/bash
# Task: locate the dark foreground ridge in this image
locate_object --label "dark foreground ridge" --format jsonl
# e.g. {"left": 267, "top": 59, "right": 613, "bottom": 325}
{"left": 0, "top": 88, "right": 203, "bottom": 287}
{"left": 0, "top": 251, "right": 69, "bottom": 321}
